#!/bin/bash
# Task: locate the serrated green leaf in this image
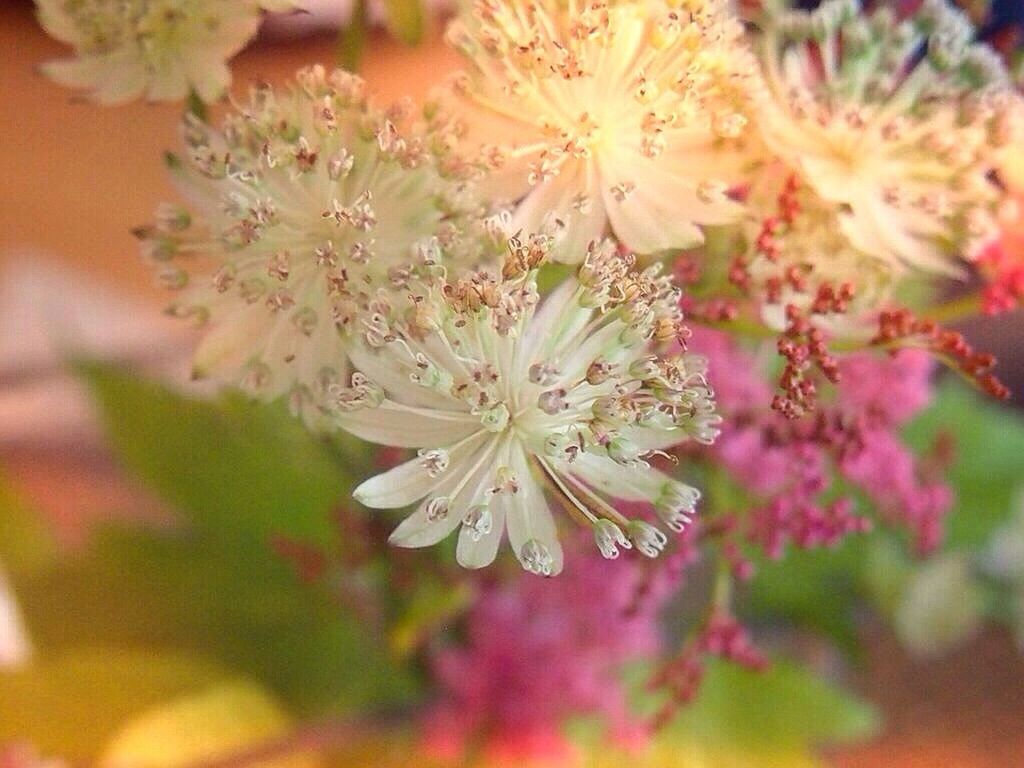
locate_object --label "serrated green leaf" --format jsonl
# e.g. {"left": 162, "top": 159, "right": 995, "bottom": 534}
{"left": 75, "top": 360, "right": 347, "bottom": 549}
{"left": 383, "top": 0, "right": 425, "bottom": 45}
{"left": 0, "top": 648, "right": 228, "bottom": 760}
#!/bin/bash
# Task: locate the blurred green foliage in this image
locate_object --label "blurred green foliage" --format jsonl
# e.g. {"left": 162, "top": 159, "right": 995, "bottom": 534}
{"left": 0, "top": 361, "right": 419, "bottom": 756}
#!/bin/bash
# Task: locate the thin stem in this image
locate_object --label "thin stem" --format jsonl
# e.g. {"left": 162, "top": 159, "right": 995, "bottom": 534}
{"left": 921, "top": 291, "right": 985, "bottom": 325}
{"left": 185, "top": 89, "right": 208, "bottom": 123}
{"left": 712, "top": 553, "right": 733, "bottom": 610}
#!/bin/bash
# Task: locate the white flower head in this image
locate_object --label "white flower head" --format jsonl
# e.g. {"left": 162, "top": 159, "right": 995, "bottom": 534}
{"left": 36, "top": 0, "right": 297, "bottom": 105}
{"left": 754, "top": 0, "right": 1020, "bottom": 275}
{"left": 444, "top": 0, "right": 756, "bottom": 259}
{"left": 336, "top": 237, "right": 719, "bottom": 575}
{"left": 138, "top": 65, "right": 479, "bottom": 425}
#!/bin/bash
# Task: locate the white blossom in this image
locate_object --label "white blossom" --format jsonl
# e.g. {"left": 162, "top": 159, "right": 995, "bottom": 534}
{"left": 333, "top": 237, "right": 719, "bottom": 574}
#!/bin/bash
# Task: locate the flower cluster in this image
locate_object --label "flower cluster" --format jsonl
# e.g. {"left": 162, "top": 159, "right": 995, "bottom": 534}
{"left": 27, "top": 0, "right": 1024, "bottom": 751}
{"left": 699, "top": 329, "right": 951, "bottom": 557}
{"left": 425, "top": 540, "right": 683, "bottom": 760}
{"left": 37, "top": 0, "right": 296, "bottom": 104}
{"left": 137, "top": 66, "right": 478, "bottom": 425}
{"left": 115, "top": 0, "right": 1016, "bottom": 581}
{"left": 337, "top": 239, "right": 719, "bottom": 574}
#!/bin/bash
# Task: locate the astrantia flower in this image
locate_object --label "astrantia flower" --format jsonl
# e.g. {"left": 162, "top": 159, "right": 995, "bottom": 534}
{"left": 754, "top": 0, "right": 1020, "bottom": 274}
{"left": 742, "top": 165, "right": 898, "bottom": 329}
{"left": 137, "top": 66, "right": 476, "bottom": 424}
{"left": 36, "top": 0, "right": 295, "bottom": 104}
{"left": 335, "top": 239, "right": 720, "bottom": 574}
{"left": 445, "top": 0, "right": 755, "bottom": 258}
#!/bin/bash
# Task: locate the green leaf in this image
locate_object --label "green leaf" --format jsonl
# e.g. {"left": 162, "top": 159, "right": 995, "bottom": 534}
{"left": 15, "top": 526, "right": 419, "bottom": 713}
{"left": 0, "top": 648, "right": 228, "bottom": 761}
{"left": 382, "top": 0, "right": 425, "bottom": 45}
{"left": 904, "top": 378, "right": 1024, "bottom": 548}
{"left": 744, "top": 538, "right": 866, "bottom": 654}
{"left": 337, "top": 0, "right": 368, "bottom": 71}
{"left": 0, "top": 476, "right": 57, "bottom": 578}
{"left": 76, "top": 360, "right": 348, "bottom": 549}
{"left": 665, "top": 659, "right": 879, "bottom": 752}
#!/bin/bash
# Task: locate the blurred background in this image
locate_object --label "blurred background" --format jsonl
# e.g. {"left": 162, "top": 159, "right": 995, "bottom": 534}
{"left": 1, "top": 0, "right": 1023, "bottom": 765}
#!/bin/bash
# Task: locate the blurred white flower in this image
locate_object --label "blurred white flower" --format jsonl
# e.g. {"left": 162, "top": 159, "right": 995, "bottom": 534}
{"left": 336, "top": 238, "right": 719, "bottom": 574}
{"left": 36, "top": 0, "right": 296, "bottom": 104}
{"left": 137, "top": 66, "right": 477, "bottom": 426}
{"left": 894, "top": 553, "right": 983, "bottom": 659}
{"left": 743, "top": 164, "right": 898, "bottom": 331}
{"left": 445, "top": 0, "right": 755, "bottom": 259}
{"left": 984, "top": 496, "right": 1024, "bottom": 585}
{"left": 0, "top": 564, "right": 31, "bottom": 669}
{"left": 754, "top": 0, "right": 1019, "bottom": 276}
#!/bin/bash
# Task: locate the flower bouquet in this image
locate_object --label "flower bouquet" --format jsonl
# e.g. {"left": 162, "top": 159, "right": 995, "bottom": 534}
{"left": 2, "top": 0, "right": 1023, "bottom": 765}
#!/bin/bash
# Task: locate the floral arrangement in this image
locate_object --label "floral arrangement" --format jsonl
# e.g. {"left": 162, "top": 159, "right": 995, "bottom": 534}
{"left": 3, "top": 0, "right": 1023, "bottom": 766}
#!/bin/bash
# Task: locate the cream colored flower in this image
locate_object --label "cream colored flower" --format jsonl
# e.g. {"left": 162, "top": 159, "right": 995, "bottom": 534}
{"left": 334, "top": 238, "right": 719, "bottom": 574}
{"left": 137, "top": 66, "right": 477, "bottom": 425}
{"left": 445, "top": 0, "right": 755, "bottom": 259}
{"left": 37, "top": 0, "right": 296, "bottom": 104}
{"left": 743, "top": 162, "right": 898, "bottom": 331}
{"left": 753, "top": 0, "right": 1018, "bottom": 276}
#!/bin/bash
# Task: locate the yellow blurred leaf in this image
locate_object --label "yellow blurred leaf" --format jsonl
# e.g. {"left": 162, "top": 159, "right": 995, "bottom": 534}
{"left": 101, "top": 681, "right": 320, "bottom": 768}
{"left": 590, "top": 741, "right": 822, "bottom": 768}
{"left": 0, "top": 648, "right": 227, "bottom": 760}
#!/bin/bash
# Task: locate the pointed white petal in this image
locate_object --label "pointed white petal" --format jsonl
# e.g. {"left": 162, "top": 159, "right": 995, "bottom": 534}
{"left": 388, "top": 439, "right": 497, "bottom": 548}
{"left": 511, "top": 163, "right": 607, "bottom": 264}
{"left": 456, "top": 492, "right": 507, "bottom": 570}
{"left": 506, "top": 447, "right": 563, "bottom": 575}
{"left": 387, "top": 496, "right": 464, "bottom": 548}
{"left": 337, "top": 401, "right": 480, "bottom": 449}
{"left": 568, "top": 452, "right": 669, "bottom": 502}
{"left": 347, "top": 343, "right": 460, "bottom": 410}
{"left": 601, "top": 151, "right": 743, "bottom": 254}
{"left": 353, "top": 432, "right": 487, "bottom": 509}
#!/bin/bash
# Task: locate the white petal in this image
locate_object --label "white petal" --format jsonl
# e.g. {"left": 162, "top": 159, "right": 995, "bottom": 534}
{"left": 144, "top": 56, "right": 189, "bottom": 103}
{"left": 39, "top": 57, "right": 106, "bottom": 89}
{"left": 387, "top": 496, "right": 464, "bottom": 548}
{"left": 568, "top": 452, "right": 669, "bottom": 502}
{"left": 456, "top": 492, "right": 507, "bottom": 570}
{"left": 191, "top": 303, "right": 271, "bottom": 384}
{"left": 388, "top": 439, "right": 497, "bottom": 548}
{"left": 841, "top": 196, "right": 961, "bottom": 276}
{"left": 337, "top": 401, "right": 480, "bottom": 449}
{"left": 513, "top": 278, "right": 585, "bottom": 378}
{"left": 92, "top": 54, "right": 149, "bottom": 105}
{"left": 347, "top": 343, "right": 460, "bottom": 410}
{"left": 353, "top": 430, "right": 490, "bottom": 509}
{"left": 186, "top": 56, "right": 232, "bottom": 104}
{"left": 506, "top": 446, "right": 563, "bottom": 575}
{"left": 600, "top": 151, "right": 743, "bottom": 254}
{"left": 511, "top": 163, "right": 607, "bottom": 264}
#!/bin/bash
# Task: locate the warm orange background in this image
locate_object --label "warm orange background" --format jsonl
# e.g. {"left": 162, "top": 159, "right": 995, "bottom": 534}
{"left": 2, "top": 2, "right": 1023, "bottom": 765}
